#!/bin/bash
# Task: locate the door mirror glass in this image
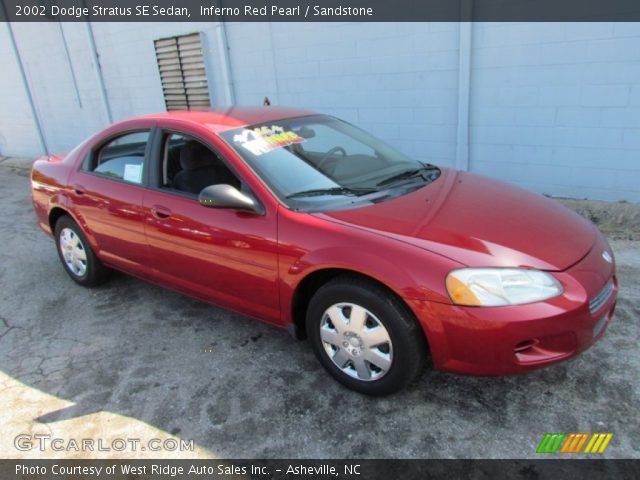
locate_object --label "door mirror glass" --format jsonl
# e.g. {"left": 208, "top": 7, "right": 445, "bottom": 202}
{"left": 198, "top": 184, "right": 263, "bottom": 214}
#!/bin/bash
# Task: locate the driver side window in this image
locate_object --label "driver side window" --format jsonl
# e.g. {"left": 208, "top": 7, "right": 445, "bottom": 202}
{"left": 161, "top": 133, "right": 241, "bottom": 196}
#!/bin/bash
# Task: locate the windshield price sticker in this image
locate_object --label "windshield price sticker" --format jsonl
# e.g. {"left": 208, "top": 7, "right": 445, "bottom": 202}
{"left": 233, "top": 126, "right": 304, "bottom": 156}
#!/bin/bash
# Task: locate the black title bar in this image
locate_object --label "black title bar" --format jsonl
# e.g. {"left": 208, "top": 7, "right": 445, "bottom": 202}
{"left": 3, "top": 459, "right": 640, "bottom": 480}
{"left": 2, "top": 0, "right": 640, "bottom": 22}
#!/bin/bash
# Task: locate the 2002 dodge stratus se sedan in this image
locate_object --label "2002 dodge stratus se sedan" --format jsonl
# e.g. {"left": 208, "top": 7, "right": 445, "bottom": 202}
{"left": 31, "top": 107, "right": 618, "bottom": 395}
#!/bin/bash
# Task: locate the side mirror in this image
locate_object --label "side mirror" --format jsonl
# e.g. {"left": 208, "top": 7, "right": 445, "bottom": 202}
{"left": 198, "top": 184, "right": 263, "bottom": 214}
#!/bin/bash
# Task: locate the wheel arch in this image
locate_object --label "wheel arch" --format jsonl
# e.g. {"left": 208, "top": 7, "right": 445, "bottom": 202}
{"left": 48, "top": 207, "right": 70, "bottom": 234}
{"left": 48, "top": 206, "right": 101, "bottom": 255}
{"left": 290, "top": 267, "right": 425, "bottom": 344}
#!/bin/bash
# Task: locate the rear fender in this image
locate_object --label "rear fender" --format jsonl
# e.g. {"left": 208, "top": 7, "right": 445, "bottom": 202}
{"left": 47, "top": 193, "right": 102, "bottom": 256}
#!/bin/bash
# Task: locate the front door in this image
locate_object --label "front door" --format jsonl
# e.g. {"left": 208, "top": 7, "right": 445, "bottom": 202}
{"left": 141, "top": 130, "right": 280, "bottom": 324}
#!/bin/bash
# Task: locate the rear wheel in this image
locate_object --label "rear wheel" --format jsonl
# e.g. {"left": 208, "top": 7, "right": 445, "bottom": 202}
{"left": 54, "top": 216, "right": 110, "bottom": 287}
{"left": 306, "top": 275, "right": 427, "bottom": 395}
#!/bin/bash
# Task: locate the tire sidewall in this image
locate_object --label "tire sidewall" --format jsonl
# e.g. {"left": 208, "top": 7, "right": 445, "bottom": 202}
{"left": 54, "top": 216, "right": 95, "bottom": 286}
{"left": 306, "top": 281, "right": 422, "bottom": 395}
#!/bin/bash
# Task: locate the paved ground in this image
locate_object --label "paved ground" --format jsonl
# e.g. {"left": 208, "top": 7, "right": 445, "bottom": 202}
{"left": 0, "top": 162, "right": 638, "bottom": 459}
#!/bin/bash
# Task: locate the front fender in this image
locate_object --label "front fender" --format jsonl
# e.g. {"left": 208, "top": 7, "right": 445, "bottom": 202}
{"left": 277, "top": 207, "right": 462, "bottom": 326}
{"left": 286, "top": 246, "right": 421, "bottom": 300}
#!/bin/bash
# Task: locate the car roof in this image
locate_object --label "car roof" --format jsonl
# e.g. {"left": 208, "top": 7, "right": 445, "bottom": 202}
{"left": 138, "top": 106, "right": 316, "bottom": 132}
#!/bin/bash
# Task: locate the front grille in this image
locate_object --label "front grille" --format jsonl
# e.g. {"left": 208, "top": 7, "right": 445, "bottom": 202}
{"left": 589, "top": 279, "right": 614, "bottom": 314}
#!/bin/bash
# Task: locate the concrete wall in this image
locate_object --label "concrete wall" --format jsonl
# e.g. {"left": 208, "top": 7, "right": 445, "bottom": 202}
{"left": 470, "top": 22, "right": 640, "bottom": 201}
{"left": 0, "top": 23, "right": 41, "bottom": 157}
{"left": 0, "top": 21, "right": 638, "bottom": 201}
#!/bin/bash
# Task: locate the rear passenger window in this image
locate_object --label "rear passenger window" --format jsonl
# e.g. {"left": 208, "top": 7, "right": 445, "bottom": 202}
{"left": 88, "top": 131, "right": 150, "bottom": 184}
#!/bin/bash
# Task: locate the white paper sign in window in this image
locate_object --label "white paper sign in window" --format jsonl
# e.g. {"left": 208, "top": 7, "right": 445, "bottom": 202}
{"left": 123, "top": 164, "right": 143, "bottom": 184}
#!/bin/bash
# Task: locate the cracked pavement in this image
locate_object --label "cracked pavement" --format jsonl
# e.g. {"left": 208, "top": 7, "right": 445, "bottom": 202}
{"left": 0, "top": 163, "right": 638, "bottom": 459}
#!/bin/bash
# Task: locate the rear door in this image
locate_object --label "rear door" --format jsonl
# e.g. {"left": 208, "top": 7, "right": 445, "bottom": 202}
{"left": 71, "top": 129, "right": 152, "bottom": 274}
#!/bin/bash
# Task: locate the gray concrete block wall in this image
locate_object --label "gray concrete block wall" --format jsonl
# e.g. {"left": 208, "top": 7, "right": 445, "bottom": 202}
{"left": 0, "top": 23, "right": 41, "bottom": 157}
{"left": 470, "top": 22, "right": 640, "bottom": 201}
{"left": 0, "top": 21, "right": 638, "bottom": 201}
{"left": 5, "top": 23, "right": 108, "bottom": 154}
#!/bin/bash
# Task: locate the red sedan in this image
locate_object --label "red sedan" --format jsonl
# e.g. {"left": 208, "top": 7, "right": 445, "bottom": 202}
{"left": 31, "top": 107, "right": 618, "bottom": 395}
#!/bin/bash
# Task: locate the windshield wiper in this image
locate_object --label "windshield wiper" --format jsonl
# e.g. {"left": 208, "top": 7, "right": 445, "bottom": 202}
{"left": 376, "top": 166, "right": 439, "bottom": 188}
{"left": 286, "top": 186, "right": 377, "bottom": 199}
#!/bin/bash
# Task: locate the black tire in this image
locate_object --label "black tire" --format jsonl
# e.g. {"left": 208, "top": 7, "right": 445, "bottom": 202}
{"left": 54, "top": 215, "right": 110, "bottom": 287}
{"left": 306, "top": 275, "right": 427, "bottom": 395}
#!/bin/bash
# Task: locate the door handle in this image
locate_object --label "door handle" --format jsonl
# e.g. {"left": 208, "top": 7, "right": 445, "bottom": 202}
{"left": 73, "top": 184, "right": 86, "bottom": 195}
{"left": 151, "top": 205, "right": 171, "bottom": 219}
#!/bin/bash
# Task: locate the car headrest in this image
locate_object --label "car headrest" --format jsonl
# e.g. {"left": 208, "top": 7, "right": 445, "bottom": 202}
{"left": 179, "top": 140, "right": 218, "bottom": 171}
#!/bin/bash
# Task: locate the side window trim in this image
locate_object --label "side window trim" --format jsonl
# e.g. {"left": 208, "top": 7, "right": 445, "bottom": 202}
{"left": 147, "top": 126, "right": 164, "bottom": 190}
{"left": 150, "top": 128, "right": 254, "bottom": 198}
{"left": 80, "top": 128, "right": 154, "bottom": 187}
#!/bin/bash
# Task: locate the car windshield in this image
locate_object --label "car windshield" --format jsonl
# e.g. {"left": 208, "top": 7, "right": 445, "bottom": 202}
{"left": 219, "top": 115, "right": 440, "bottom": 212}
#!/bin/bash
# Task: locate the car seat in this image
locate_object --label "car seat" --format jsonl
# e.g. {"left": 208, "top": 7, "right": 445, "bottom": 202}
{"left": 172, "top": 141, "right": 220, "bottom": 194}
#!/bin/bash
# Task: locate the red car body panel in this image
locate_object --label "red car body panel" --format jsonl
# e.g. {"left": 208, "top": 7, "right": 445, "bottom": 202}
{"left": 30, "top": 108, "right": 617, "bottom": 376}
{"left": 321, "top": 168, "right": 596, "bottom": 271}
{"left": 407, "top": 232, "right": 617, "bottom": 375}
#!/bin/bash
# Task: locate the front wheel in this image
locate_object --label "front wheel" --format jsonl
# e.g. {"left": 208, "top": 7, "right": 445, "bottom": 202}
{"left": 306, "top": 276, "right": 427, "bottom": 395}
{"left": 54, "top": 215, "right": 110, "bottom": 287}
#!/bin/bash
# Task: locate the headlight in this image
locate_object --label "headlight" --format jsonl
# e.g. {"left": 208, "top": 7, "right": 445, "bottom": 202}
{"left": 446, "top": 268, "right": 563, "bottom": 306}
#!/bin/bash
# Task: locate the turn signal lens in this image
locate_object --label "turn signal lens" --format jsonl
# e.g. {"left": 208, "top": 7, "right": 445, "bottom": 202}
{"left": 446, "top": 268, "right": 563, "bottom": 307}
{"left": 446, "top": 275, "right": 482, "bottom": 306}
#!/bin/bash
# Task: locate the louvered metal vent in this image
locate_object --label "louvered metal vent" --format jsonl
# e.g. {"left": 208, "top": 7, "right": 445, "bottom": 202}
{"left": 154, "top": 33, "right": 210, "bottom": 111}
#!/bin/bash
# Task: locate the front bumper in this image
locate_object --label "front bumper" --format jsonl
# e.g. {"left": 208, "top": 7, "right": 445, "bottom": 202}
{"left": 410, "top": 236, "right": 618, "bottom": 376}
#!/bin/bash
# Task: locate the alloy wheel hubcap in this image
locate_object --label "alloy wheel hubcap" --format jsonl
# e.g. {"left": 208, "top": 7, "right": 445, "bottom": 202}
{"left": 320, "top": 303, "right": 393, "bottom": 381}
{"left": 59, "top": 228, "right": 87, "bottom": 277}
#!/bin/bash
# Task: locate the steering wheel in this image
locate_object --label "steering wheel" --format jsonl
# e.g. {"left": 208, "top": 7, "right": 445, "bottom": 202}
{"left": 317, "top": 146, "right": 347, "bottom": 170}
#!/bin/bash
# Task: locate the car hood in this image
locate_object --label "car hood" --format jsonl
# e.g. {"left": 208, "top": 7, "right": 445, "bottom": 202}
{"left": 315, "top": 169, "right": 596, "bottom": 271}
